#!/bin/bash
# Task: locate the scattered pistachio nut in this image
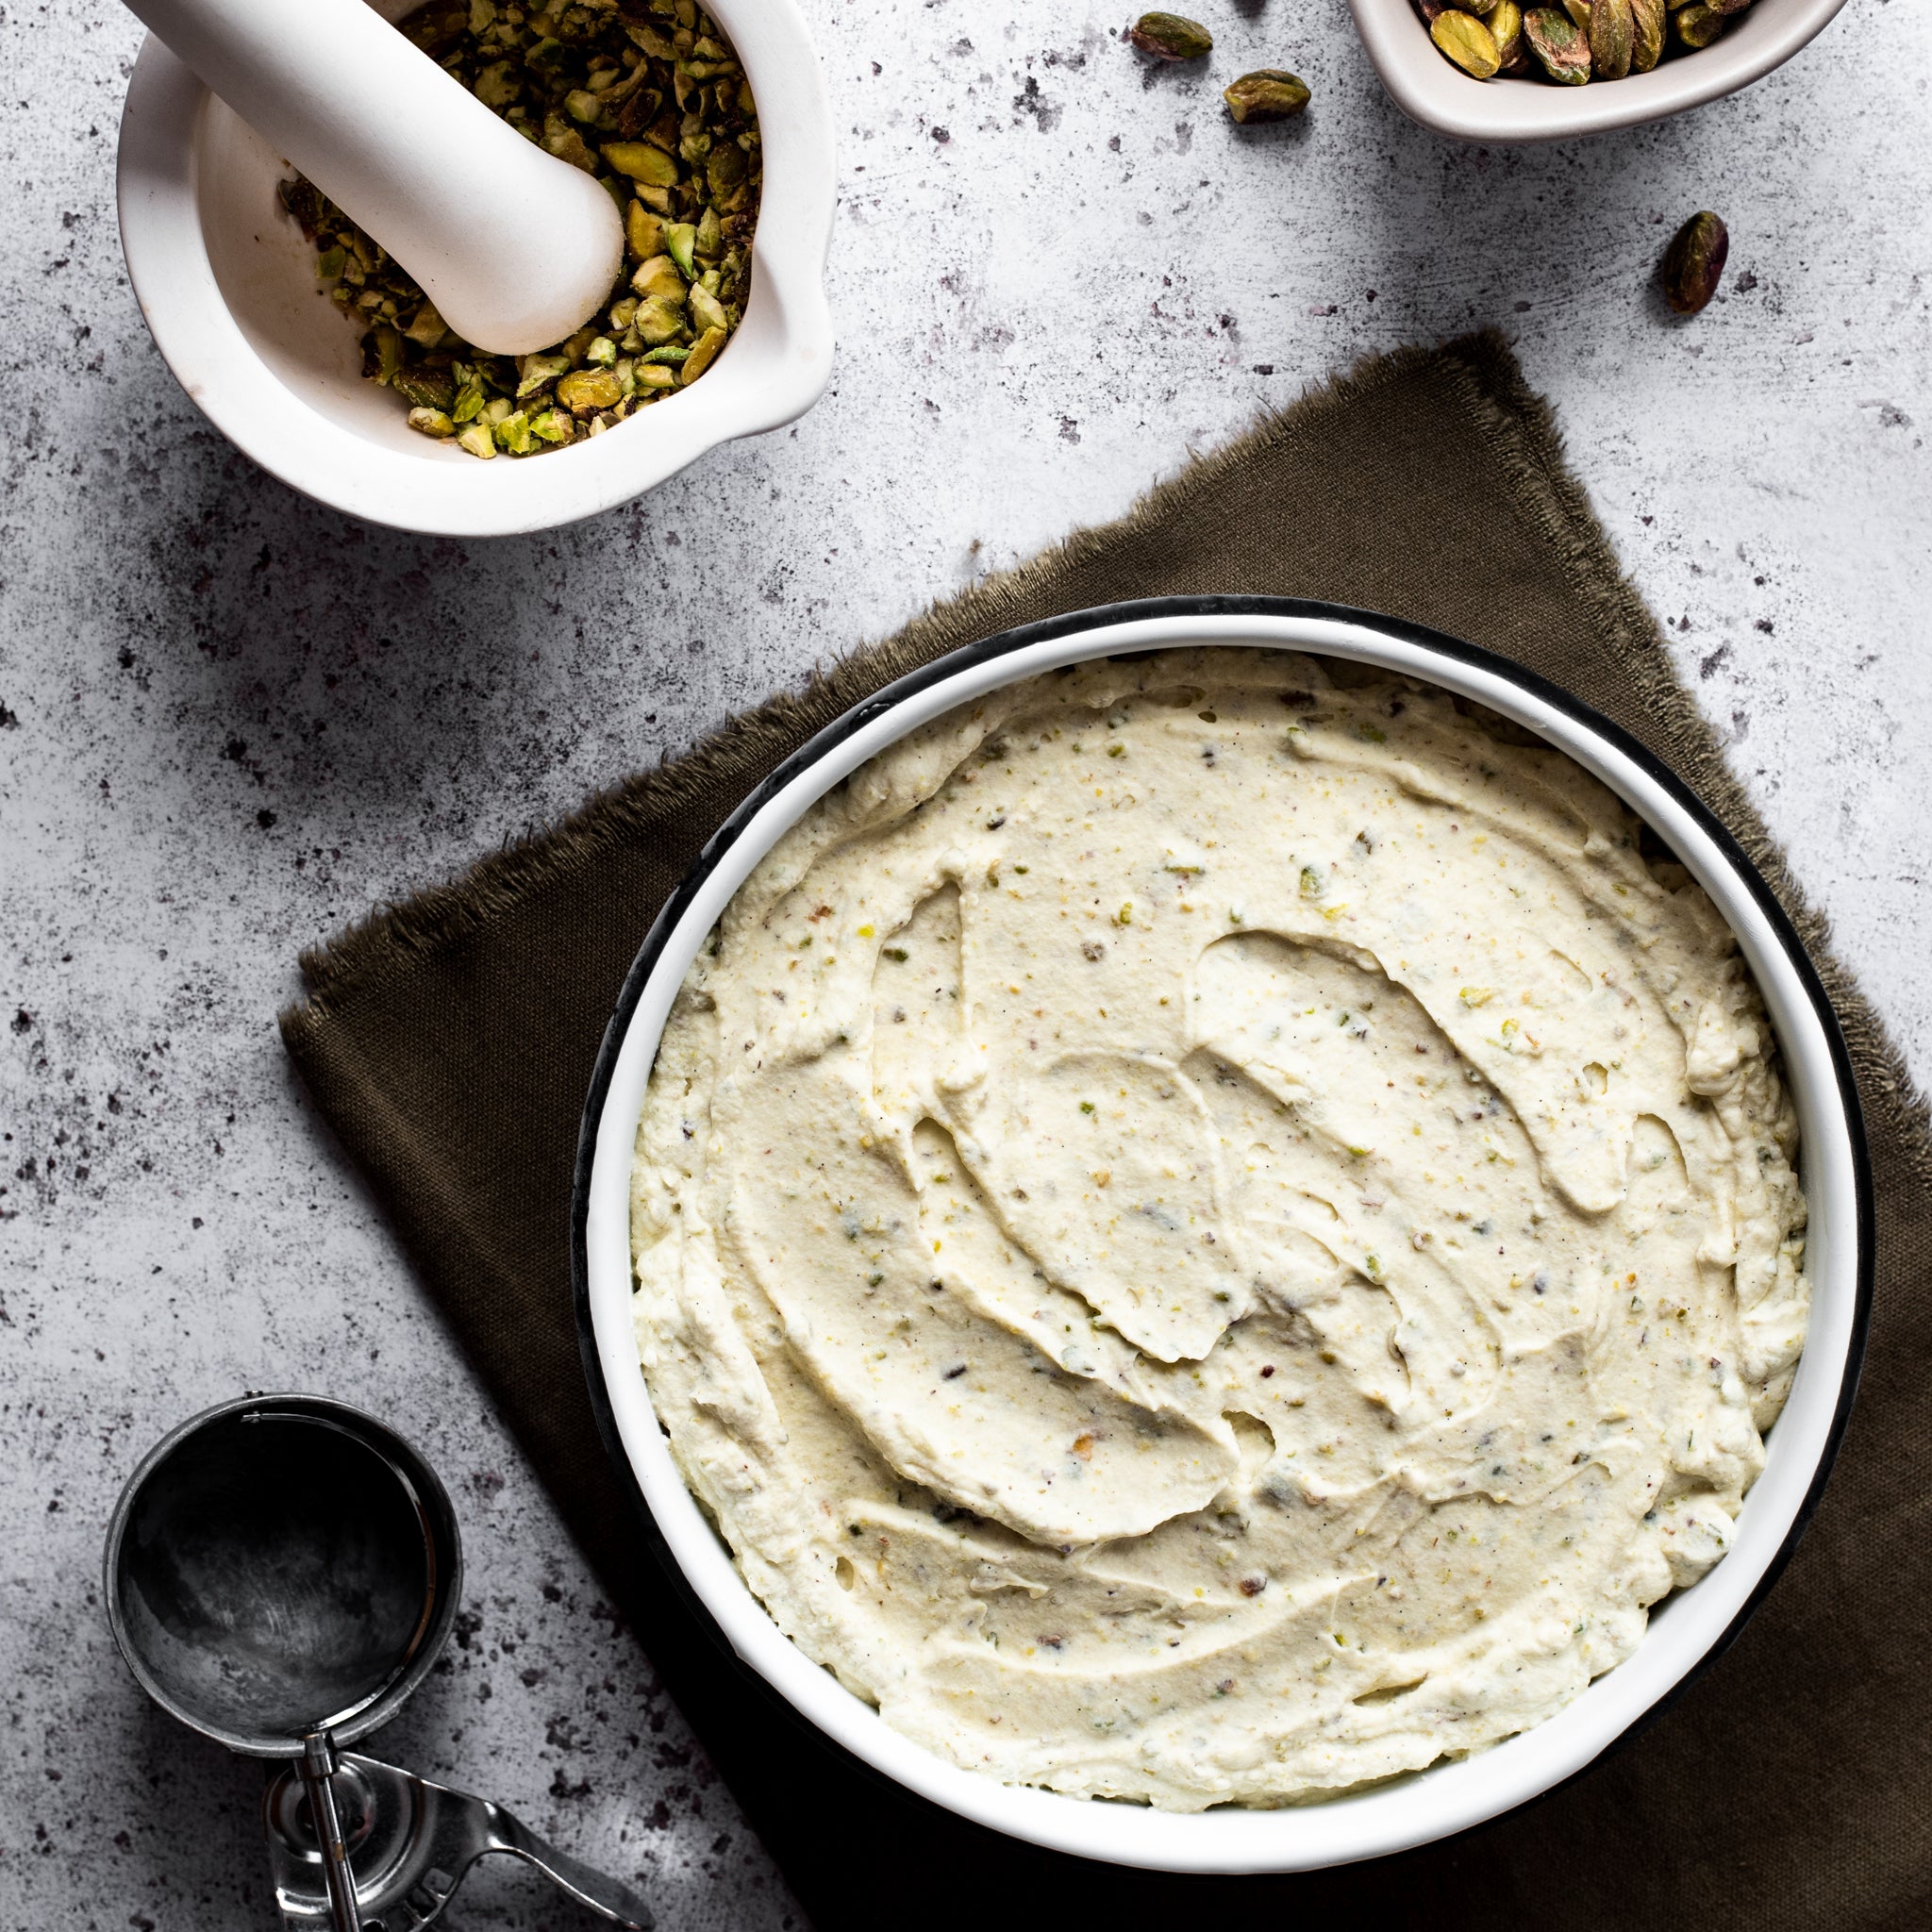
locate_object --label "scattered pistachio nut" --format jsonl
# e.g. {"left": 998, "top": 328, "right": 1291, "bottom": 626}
{"left": 1589, "top": 0, "right": 1634, "bottom": 79}
{"left": 1126, "top": 11, "right": 1213, "bottom": 58}
{"left": 1431, "top": 9, "right": 1503, "bottom": 77}
{"left": 1222, "top": 70, "right": 1311, "bottom": 123}
{"left": 1661, "top": 209, "right": 1728, "bottom": 314}
{"left": 276, "top": 0, "right": 761, "bottom": 460}
{"left": 1524, "top": 6, "right": 1592, "bottom": 80}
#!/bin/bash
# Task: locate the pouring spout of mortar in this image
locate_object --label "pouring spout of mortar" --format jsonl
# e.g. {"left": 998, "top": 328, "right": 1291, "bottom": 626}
{"left": 119, "top": 0, "right": 625, "bottom": 355}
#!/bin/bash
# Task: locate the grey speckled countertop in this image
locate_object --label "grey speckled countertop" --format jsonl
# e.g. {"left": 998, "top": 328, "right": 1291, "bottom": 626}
{"left": 4, "top": 0, "right": 1929, "bottom": 1925}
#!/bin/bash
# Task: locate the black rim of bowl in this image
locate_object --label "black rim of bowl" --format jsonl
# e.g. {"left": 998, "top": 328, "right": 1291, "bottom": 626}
{"left": 569, "top": 592, "right": 1874, "bottom": 1862}
{"left": 102, "top": 1391, "right": 465, "bottom": 1757}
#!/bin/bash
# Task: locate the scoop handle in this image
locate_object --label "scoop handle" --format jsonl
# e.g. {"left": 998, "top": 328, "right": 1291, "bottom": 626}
{"left": 297, "top": 1734, "right": 362, "bottom": 1932}
{"left": 116, "top": 0, "right": 624, "bottom": 354}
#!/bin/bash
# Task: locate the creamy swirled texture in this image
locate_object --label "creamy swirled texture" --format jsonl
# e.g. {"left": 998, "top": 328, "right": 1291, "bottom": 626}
{"left": 630, "top": 650, "right": 1807, "bottom": 1808}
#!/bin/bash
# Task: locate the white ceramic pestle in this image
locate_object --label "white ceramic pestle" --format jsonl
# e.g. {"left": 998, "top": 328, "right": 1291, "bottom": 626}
{"left": 120, "top": 0, "right": 625, "bottom": 355}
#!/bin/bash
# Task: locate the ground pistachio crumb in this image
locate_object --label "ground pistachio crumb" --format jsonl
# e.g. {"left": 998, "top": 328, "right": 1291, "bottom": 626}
{"left": 276, "top": 0, "right": 762, "bottom": 459}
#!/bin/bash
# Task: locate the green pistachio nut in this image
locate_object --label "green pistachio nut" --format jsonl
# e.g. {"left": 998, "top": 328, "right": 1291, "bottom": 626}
{"left": 631, "top": 253, "right": 689, "bottom": 303}
{"left": 392, "top": 365, "right": 455, "bottom": 411}
{"left": 1489, "top": 0, "right": 1528, "bottom": 69}
{"left": 516, "top": 351, "right": 573, "bottom": 398}
{"left": 1589, "top": 0, "right": 1633, "bottom": 78}
{"left": 1674, "top": 2, "right": 1724, "bottom": 43}
{"left": 626, "top": 202, "right": 668, "bottom": 258}
{"left": 688, "top": 282, "right": 729, "bottom": 334}
{"left": 680, "top": 324, "right": 728, "bottom": 383}
{"left": 557, "top": 367, "right": 625, "bottom": 413}
{"left": 494, "top": 409, "right": 535, "bottom": 454}
{"left": 706, "top": 142, "right": 747, "bottom": 197}
{"left": 1661, "top": 210, "right": 1728, "bottom": 314}
{"left": 456, "top": 423, "right": 496, "bottom": 459}
{"left": 630, "top": 295, "right": 688, "bottom": 344}
{"left": 1126, "top": 11, "right": 1213, "bottom": 58}
{"left": 1524, "top": 7, "right": 1591, "bottom": 79}
{"left": 407, "top": 407, "right": 456, "bottom": 438}
{"left": 605, "top": 140, "right": 681, "bottom": 185}
{"left": 1222, "top": 71, "right": 1311, "bottom": 123}
{"left": 666, "top": 222, "right": 699, "bottom": 275}
{"left": 405, "top": 302, "right": 447, "bottom": 348}
{"left": 1630, "top": 0, "right": 1664, "bottom": 67}
{"left": 1430, "top": 10, "right": 1503, "bottom": 76}
{"left": 1561, "top": 0, "right": 1591, "bottom": 27}
{"left": 475, "top": 58, "right": 519, "bottom": 107}
{"left": 368, "top": 325, "right": 406, "bottom": 385}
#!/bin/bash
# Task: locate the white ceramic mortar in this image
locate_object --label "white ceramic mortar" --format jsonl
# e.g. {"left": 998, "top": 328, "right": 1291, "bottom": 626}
{"left": 115, "top": 0, "right": 835, "bottom": 536}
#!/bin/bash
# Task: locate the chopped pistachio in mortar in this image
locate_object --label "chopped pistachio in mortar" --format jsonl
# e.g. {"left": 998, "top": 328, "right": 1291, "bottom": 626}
{"left": 275, "top": 0, "right": 761, "bottom": 459}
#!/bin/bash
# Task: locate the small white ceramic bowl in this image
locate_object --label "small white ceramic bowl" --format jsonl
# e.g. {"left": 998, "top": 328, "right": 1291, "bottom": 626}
{"left": 115, "top": 0, "right": 835, "bottom": 536}
{"left": 1349, "top": 0, "right": 1851, "bottom": 143}
{"left": 575, "top": 600, "right": 1870, "bottom": 1874}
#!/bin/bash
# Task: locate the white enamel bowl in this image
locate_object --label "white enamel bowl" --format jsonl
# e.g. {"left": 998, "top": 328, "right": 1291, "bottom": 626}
{"left": 574, "top": 600, "right": 1870, "bottom": 1874}
{"left": 115, "top": 0, "right": 834, "bottom": 536}
{"left": 1349, "top": 0, "right": 1851, "bottom": 143}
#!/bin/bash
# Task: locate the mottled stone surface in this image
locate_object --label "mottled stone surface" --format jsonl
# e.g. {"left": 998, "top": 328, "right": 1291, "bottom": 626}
{"left": 3, "top": 0, "right": 1928, "bottom": 1924}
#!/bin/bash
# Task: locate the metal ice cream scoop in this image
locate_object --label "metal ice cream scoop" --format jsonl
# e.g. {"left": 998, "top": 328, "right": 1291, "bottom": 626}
{"left": 104, "top": 1393, "right": 651, "bottom": 1932}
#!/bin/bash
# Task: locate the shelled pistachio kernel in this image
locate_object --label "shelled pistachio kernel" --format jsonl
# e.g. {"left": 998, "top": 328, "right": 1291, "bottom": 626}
{"left": 682, "top": 325, "right": 729, "bottom": 384}
{"left": 1524, "top": 7, "right": 1592, "bottom": 79}
{"left": 1223, "top": 70, "right": 1312, "bottom": 123}
{"left": 1631, "top": 0, "right": 1665, "bottom": 68}
{"left": 1674, "top": 1, "right": 1724, "bottom": 43}
{"left": 1431, "top": 9, "right": 1503, "bottom": 75}
{"left": 1490, "top": 0, "right": 1527, "bottom": 69}
{"left": 1589, "top": 0, "right": 1634, "bottom": 78}
{"left": 1661, "top": 209, "right": 1728, "bottom": 314}
{"left": 1126, "top": 11, "right": 1212, "bottom": 58}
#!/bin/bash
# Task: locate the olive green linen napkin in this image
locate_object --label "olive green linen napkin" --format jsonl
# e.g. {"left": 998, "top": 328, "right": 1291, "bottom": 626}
{"left": 281, "top": 332, "right": 1929, "bottom": 1931}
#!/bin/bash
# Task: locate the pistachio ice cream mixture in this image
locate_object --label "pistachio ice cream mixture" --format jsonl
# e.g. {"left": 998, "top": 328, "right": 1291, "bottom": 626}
{"left": 630, "top": 650, "right": 1807, "bottom": 1808}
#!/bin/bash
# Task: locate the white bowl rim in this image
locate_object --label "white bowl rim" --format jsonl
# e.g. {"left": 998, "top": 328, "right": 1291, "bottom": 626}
{"left": 114, "top": 0, "right": 836, "bottom": 537}
{"left": 1346, "top": 0, "right": 1853, "bottom": 144}
{"left": 572, "top": 597, "right": 1872, "bottom": 1874}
